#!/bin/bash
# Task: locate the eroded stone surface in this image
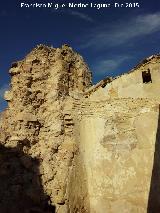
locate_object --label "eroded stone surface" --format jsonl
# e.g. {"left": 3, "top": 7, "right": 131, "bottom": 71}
{"left": 73, "top": 99, "right": 159, "bottom": 212}
{"left": 0, "top": 45, "right": 160, "bottom": 213}
{"left": 0, "top": 44, "right": 92, "bottom": 212}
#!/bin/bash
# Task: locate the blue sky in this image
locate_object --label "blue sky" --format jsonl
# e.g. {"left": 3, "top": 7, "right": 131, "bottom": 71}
{"left": 0, "top": 0, "right": 160, "bottom": 111}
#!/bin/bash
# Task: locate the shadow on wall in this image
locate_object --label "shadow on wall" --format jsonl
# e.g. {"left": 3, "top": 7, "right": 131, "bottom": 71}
{"left": 67, "top": 153, "right": 90, "bottom": 213}
{"left": 147, "top": 105, "right": 160, "bottom": 213}
{"left": 0, "top": 144, "right": 55, "bottom": 213}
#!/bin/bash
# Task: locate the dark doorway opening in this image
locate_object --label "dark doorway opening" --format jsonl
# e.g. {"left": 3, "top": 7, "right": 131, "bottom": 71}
{"left": 142, "top": 70, "right": 152, "bottom": 83}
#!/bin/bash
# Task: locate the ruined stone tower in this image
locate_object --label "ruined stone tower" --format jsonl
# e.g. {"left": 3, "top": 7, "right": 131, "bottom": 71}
{"left": 0, "top": 44, "right": 92, "bottom": 212}
{"left": 0, "top": 45, "right": 160, "bottom": 213}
